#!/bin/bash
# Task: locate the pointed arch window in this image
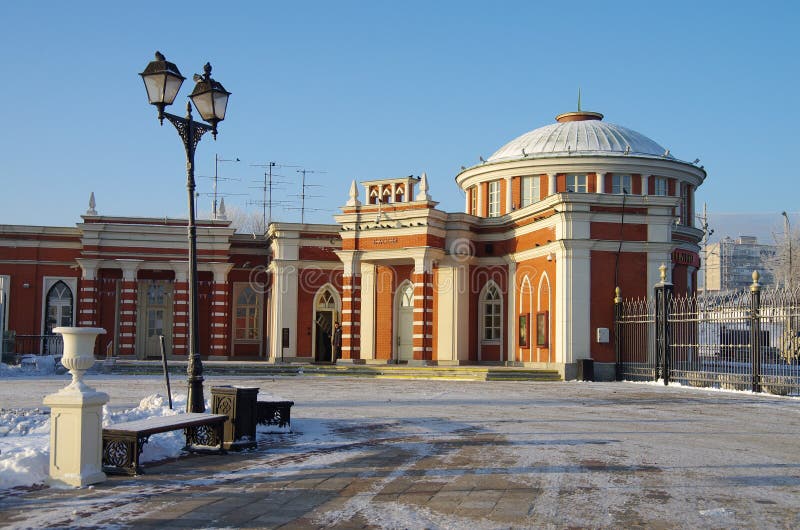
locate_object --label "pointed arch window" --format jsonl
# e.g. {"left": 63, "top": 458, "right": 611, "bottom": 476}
{"left": 45, "top": 281, "right": 73, "bottom": 334}
{"left": 481, "top": 283, "right": 502, "bottom": 341}
{"left": 317, "top": 289, "right": 336, "bottom": 310}
{"left": 234, "top": 284, "right": 261, "bottom": 340}
{"left": 400, "top": 283, "right": 414, "bottom": 308}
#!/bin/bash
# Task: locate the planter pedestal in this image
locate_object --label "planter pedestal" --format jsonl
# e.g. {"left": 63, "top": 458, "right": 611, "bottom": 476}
{"left": 44, "top": 327, "right": 108, "bottom": 487}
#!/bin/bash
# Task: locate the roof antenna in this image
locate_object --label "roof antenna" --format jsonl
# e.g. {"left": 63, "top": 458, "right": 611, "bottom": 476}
{"left": 577, "top": 88, "right": 582, "bottom": 112}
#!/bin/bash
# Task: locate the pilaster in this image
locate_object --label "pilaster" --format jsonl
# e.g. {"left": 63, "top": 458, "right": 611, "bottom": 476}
{"left": 506, "top": 260, "right": 517, "bottom": 363}
{"left": 359, "top": 262, "right": 376, "bottom": 359}
{"left": 76, "top": 259, "right": 100, "bottom": 327}
{"left": 116, "top": 260, "right": 142, "bottom": 357}
{"left": 412, "top": 255, "right": 434, "bottom": 361}
{"left": 268, "top": 260, "right": 299, "bottom": 361}
{"left": 555, "top": 244, "right": 591, "bottom": 365}
{"left": 338, "top": 252, "right": 362, "bottom": 360}
{"left": 548, "top": 173, "right": 557, "bottom": 196}
{"left": 435, "top": 260, "right": 470, "bottom": 362}
{"left": 641, "top": 174, "right": 650, "bottom": 196}
{"left": 170, "top": 261, "right": 189, "bottom": 356}
{"left": 209, "top": 263, "right": 234, "bottom": 357}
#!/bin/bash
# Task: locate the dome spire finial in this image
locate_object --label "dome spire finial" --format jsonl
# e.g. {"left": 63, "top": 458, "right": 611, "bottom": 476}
{"left": 577, "top": 88, "right": 581, "bottom": 112}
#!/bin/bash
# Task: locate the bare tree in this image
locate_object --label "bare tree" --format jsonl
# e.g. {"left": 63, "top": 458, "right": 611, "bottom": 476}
{"left": 224, "top": 206, "right": 266, "bottom": 235}
{"left": 768, "top": 223, "right": 800, "bottom": 363}
{"left": 768, "top": 228, "right": 800, "bottom": 290}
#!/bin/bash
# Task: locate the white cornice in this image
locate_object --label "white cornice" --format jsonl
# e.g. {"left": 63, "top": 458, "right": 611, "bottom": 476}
{"left": 455, "top": 156, "right": 706, "bottom": 190}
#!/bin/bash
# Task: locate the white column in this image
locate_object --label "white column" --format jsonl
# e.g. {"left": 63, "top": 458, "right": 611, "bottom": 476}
{"left": 548, "top": 173, "right": 557, "bottom": 196}
{"left": 477, "top": 184, "right": 485, "bottom": 217}
{"left": 505, "top": 176, "right": 513, "bottom": 213}
{"left": 359, "top": 261, "right": 376, "bottom": 360}
{"left": 435, "top": 260, "right": 470, "bottom": 362}
{"left": 464, "top": 189, "right": 470, "bottom": 213}
{"left": 117, "top": 260, "right": 142, "bottom": 282}
{"left": 268, "top": 260, "right": 298, "bottom": 361}
{"left": 641, "top": 174, "right": 650, "bottom": 196}
{"left": 506, "top": 260, "right": 517, "bottom": 363}
{"left": 555, "top": 245, "right": 591, "bottom": 369}
{"left": 596, "top": 172, "right": 605, "bottom": 194}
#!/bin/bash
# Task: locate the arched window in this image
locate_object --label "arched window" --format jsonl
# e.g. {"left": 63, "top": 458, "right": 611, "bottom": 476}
{"left": 234, "top": 285, "right": 260, "bottom": 340}
{"left": 45, "top": 281, "right": 73, "bottom": 334}
{"left": 481, "top": 283, "right": 502, "bottom": 341}
{"left": 317, "top": 289, "right": 336, "bottom": 310}
{"left": 400, "top": 283, "right": 414, "bottom": 308}
{"left": 537, "top": 274, "right": 551, "bottom": 348}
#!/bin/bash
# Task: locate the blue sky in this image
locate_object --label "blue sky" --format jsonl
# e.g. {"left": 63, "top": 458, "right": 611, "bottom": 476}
{"left": 2, "top": 1, "right": 798, "bottom": 241}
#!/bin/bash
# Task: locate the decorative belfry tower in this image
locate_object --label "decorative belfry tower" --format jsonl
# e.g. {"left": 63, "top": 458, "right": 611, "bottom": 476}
{"left": 335, "top": 174, "right": 445, "bottom": 364}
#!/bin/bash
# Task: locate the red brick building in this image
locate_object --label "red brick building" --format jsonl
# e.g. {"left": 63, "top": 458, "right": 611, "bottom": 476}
{"left": 0, "top": 109, "right": 705, "bottom": 379}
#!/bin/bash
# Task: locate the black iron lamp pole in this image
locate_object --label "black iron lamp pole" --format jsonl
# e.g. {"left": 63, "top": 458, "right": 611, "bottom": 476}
{"left": 139, "top": 52, "right": 231, "bottom": 413}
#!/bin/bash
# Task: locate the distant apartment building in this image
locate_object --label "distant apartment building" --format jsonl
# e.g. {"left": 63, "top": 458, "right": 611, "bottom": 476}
{"left": 703, "top": 236, "right": 776, "bottom": 292}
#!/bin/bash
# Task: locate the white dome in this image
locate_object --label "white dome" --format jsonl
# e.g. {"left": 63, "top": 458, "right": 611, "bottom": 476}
{"left": 488, "top": 112, "right": 669, "bottom": 162}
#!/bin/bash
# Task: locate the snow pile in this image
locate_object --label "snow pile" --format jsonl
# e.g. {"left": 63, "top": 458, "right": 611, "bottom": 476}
{"left": 0, "top": 393, "right": 191, "bottom": 490}
{"left": 0, "top": 356, "right": 62, "bottom": 377}
{"left": 0, "top": 408, "right": 51, "bottom": 490}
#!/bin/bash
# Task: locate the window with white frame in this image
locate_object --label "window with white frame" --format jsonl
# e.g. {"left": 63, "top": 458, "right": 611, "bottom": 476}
{"left": 521, "top": 175, "right": 540, "bottom": 207}
{"left": 234, "top": 284, "right": 261, "bottom": 340}
{"left": 488, "top": 181, "right": 500, "bottom": 217}
{"left": 470, "top": 186, "right": 477, "bottom": 216}
{"left": 481, "top": 283, "right": 502, "bottom": 341}
{"left": 45, "top": 281, "right": 73, "bottom": 334}
{"left": 612, "top": 174, "right": 632, "bottom": 194}
{"left": 653, "top": 176, "right": 667, "bottom": 196}
{"left": 566, "top": 174, "right": 588, "bottom": 193}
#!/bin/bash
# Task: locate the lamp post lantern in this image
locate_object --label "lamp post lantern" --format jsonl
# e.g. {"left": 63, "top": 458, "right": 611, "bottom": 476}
{"left": 139, "top": 51, "right": 231, "bottom": 413}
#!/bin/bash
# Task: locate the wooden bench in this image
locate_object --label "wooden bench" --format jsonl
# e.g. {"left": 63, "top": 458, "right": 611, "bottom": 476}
{"left": 102, "top": 413, "right": 227, "bottom": 475}
{"left": 256, "top": 400, "right": 294, "bottom": 429}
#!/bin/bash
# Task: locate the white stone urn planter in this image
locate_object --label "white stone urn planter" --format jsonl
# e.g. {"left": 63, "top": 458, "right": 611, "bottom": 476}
{"left": 43, "top": 327, "right": 108, "bottom": 487}
{"left": 53, "top": 326, "right": 106, "bottom": 392}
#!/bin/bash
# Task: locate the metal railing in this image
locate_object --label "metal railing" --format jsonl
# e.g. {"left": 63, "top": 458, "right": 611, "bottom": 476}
{"left": 6, "top": 334, "right": 64, "bottom": 357}
{"left": 616, "top": 272, "right": 800, "bottom": 396}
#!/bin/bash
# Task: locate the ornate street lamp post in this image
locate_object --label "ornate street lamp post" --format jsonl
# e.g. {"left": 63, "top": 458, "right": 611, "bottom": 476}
{"left": 139, "top": 51, "right": 231, "bottom": 413}
{"left": 783, "top": 211, "right": 793, "bottom": 291}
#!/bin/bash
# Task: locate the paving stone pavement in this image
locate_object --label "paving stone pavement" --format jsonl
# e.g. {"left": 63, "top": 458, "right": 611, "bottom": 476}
{"left": 1, "top": 376, "right": 800, "bottom": 529}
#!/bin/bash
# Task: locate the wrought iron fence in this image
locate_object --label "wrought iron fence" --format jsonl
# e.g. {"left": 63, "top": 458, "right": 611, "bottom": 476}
{"left": 7, "top": 334, "right": 64, "bottom": 357}
{"left": 616, "top": 271, "right": 800, "bottom": 396}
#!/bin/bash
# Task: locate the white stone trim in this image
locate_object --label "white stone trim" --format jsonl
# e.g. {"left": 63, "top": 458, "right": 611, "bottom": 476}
{"left": 41, "top": 276, "right": 79, "bottom": 334}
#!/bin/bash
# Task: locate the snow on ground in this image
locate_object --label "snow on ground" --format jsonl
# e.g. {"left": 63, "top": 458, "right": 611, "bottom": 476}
{"left": 0, "top": 391, "right": 195, "bottom": 490}
{"left": 0, "top": 364, "right": 302, "bottom": 491}
{"left": 1, "top": 372, "right": 800, "bottom": 528}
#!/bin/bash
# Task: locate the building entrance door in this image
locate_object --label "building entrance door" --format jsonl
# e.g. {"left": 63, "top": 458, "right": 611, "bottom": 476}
{"left": 315, "top": 311, "right": 333, "bottom": 362}
{"left": 137, "top": 281, "right": 173, "bottom": 359}
{"left": 396, "top": 283, "right": 414, "bottom": 361}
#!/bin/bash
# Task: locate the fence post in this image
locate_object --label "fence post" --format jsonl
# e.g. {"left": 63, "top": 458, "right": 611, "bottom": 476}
{"left": 654, "top": 264, "right": 673, "bottom": 385}
{"left": 750, "top": 271, "right": 761, "bottom": 393}
{"left": 614, "top": 286, "right": 622, "bottom": 381}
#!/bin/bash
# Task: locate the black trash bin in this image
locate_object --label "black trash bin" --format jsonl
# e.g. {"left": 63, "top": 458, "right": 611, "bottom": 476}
{"left": 576, "top": 359, "right": 594, "bottom": 382}
{"left": 211, "top": 386, "right": 259, "bottom": 450}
